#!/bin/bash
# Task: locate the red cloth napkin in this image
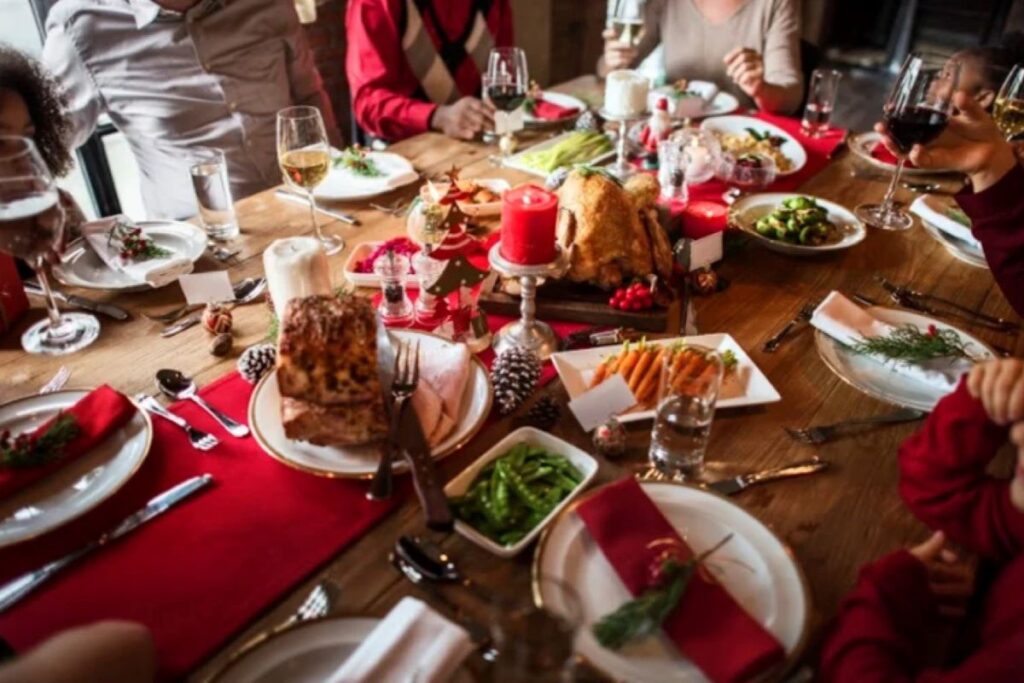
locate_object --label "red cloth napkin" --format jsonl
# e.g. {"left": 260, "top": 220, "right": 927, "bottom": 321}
{"left": 531, "top": 96, "right": 581, "bottom": 121}
{"left": 870, "top": 141, "right": 915, "bottom": 169}
{"left": 576, "top": 477, "right": 785, "bottom": 683}
{"left": 0, "top": 373, "right": 399, "bottom": 681}
{"left": 0, "top": 385, "right": 136, "bottom": 501}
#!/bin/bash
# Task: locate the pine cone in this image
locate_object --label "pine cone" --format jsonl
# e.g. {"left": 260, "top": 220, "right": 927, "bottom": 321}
{"left": 524, "top": 396, "right": 560, "bottom": 430}
{"left": 238, "top": 343, "right": 277, "bottom": 384}
{"left": 575, "top": 109, "right": 602, "bottom": 133}
{"left": 491, "top": 345, "right": 541, "bottom": 415}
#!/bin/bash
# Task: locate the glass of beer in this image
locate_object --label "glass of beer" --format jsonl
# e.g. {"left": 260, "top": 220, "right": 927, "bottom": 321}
{"left": 276, "top": 106, "right": 342, "bottom": 255}
{"left": 994, "top": 63, "right": 1024, "bottom": 141}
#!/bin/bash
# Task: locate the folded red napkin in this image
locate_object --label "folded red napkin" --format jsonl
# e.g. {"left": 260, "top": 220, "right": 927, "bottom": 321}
{"left": 576, "top": 477, "right": 784, "bottom": 683}
{"left": 531, "top": 97, "right": 581, "bottom": 121}
{"left": 870, "top": 142, "right": 915, "bottom": 168}
{"left": 0, "top": 385, "right": 136, "bottom": 501}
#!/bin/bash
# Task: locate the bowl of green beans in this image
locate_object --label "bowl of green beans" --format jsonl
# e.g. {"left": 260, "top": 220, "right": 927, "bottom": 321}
{"left": 445, "top": 427, "right": 599, "bottom": 558}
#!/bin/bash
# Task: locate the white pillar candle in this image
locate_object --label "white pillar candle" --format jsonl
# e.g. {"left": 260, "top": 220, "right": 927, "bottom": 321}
{"left": 263, "top": 237, "right": 332, "bottom": 316}
{"left": 604, "top": 70, "right": 650, "bottom": 118}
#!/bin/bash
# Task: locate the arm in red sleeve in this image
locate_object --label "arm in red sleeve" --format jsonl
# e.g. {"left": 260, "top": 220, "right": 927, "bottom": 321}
{"left": 819, "top": 551, "right": 935, "bottom": 683}
{"left": 345, "top": 0, "right": 437, "bottom": 141}
{"left": 956, "top": 164, "right": 1024, "bottom": 319}
{"left": 898, "top": 380, "right": 1024, "bottom": 561}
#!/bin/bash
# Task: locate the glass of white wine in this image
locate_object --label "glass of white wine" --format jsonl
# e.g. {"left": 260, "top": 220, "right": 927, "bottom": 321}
{"left": 276, "top": 106, "right": 342, "bottom": 255}
{"left": 608, "top": 0, "right": 646, "bottom": 48}
{"left": 994, "top": 63, "right": 1024, "bottom": 141}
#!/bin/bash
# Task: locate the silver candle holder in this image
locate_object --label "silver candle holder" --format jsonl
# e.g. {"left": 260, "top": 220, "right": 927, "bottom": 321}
{"left": 488, "top": 242, "right": 570, "bottom": 360}
{"left": 599, "top": 108, "right": 648, "bottom": 182}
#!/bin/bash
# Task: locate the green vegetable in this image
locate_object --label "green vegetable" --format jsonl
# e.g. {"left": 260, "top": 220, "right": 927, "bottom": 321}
{"left": 334, "top": 147, "right": 383, "bottom": 177}
{"left": 449, "top": 445, "right": 584, "bottom": 546}
{"left": 947, "top": 207, "right": 971, "bottom": 228}
{"left": 753, "top": 196, "right": 839, "bottom": 246}
{"left": 518, "top": 131, "right": 613, "bottom": 174}
{"left": 1, "top": 414, "right": 80, "bottom": 470}
{"left": 851, "top": 324, "right": 975, "bottom": 363}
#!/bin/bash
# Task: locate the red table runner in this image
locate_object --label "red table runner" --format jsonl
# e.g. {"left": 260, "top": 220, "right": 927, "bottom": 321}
{"left": 0, "top": 373, "right": 400, "bottom": 680}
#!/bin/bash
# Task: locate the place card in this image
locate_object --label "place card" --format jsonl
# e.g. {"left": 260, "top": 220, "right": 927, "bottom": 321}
{"left": 178, "top": 271, "right": 235, "bottom": 305}
{"left": 568, "top": 374, "right": 636, "bottom": 432}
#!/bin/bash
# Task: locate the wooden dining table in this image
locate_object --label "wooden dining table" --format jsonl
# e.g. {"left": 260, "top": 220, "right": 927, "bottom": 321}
{"left": 1, "top": 75, "right": 1020, "bottom": 680}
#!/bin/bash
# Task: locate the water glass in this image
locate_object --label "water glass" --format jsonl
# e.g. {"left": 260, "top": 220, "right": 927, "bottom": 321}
{"left": 801, "top": 68, "right": 842, "bottom": 138}
{"left": 490, "top": 577, "right": 581, "bottom": 683}
{"left": 189, "top": 149, "right": 239, "bottom": 240}
{"left": 648, "top": 345, "right": 724, "bottom": 480}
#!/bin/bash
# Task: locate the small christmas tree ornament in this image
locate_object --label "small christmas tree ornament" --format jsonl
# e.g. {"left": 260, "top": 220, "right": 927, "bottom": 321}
{"left": 238, "top": 343, "right": 277, "bottom": 384}
{"left": 524, "top": 396, "right": 561, "bottom": 430}
{"left": 593, "top": 418, "right": 627, "bottom": 459}
{"left": 491, "top": 345, "right": 541, "bottom": 415}
{"left": 210, "top": 332, "right": 233, "bottom": 357}
{"left": 201, "top": 304, "right": 233, "bottom": 335}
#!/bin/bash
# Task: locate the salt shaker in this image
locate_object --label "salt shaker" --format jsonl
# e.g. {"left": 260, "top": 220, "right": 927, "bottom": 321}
{"left": 373, "top": 249, "right": 414, "bottom": 325}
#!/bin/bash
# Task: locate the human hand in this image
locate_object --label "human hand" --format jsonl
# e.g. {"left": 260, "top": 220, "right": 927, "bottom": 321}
{"left": 909, "top": 531, "right": 974, "bottom": 619}
{"left": 723, "top": 47, "right": 765, "bottom": 99}
{"left": 967, "top": 358, "right": 1024, "bottom": 425}
{"left": 431, "top": 97, "right": 495, "bottom": 141}
{"left": 602, "top": 28, "right": 638, "bottom": 73}
{"left": 874, "top": 92, "right": 1017, "bottom": 192}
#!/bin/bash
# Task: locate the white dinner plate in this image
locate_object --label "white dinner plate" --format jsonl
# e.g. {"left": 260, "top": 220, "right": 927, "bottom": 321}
{"left": 0, "top": 390, "right": 151, "bottom": 548}
{"left": 52, "top": 221, "right": 206, "bottom": 292}
{"left": 504, "top": 131, "right": 616, "bottom": 177}
{"left": 815, "top": 306, "right": 995, "bottom": 411}
{"left": 524, "top": 91, "right": 588, "bottom": 127}
{"left": 551, "top": 333, "right": 780, "bottom": 424}
{"left": 729, "top": 193, "right": 867, "bottom": 256}
{"left": 209, "top": 616, "right": 473, "bottom": 683}
{"left": 534, "top": 481, "right": 808, "bottom": 683}
{"left": 921, "top": 220, "right": 988, "bottom": 269}
{"left": 249, "top": 330, "right": 493, "bottom": 478}
{"left": 314, "top": 150, "right": 419, "bottom": 202}
{"left": 848, "top": 131, "right": 957, "bottom": 177}
{"left": 342, "top": 241, "right": 421, "bottom": 290}
{"left": 649, "top": 81, "right": 740, "bottom": 119}
{"left": 700, "top": 115, "right": 807, "bottom": 177}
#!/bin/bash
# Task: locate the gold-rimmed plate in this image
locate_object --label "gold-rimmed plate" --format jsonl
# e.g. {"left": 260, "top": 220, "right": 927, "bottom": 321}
{"left": 249, "top": 329, "right": 492, "bottom": 479}
{"left": 533, "top": 480, "right": 809, "bottom": 683}
{"left": 0, "top": 390, "right": 152, "bottom": 548}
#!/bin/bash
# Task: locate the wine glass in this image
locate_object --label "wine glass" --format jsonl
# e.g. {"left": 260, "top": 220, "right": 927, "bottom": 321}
{"left": 994, "top": 63, "right": 1024, "bottom": 140}
{"left": 607, "top": 0, "right": 646, "bottom": 47}
{"left": 855, "top": 54, "right": 960, "bottom": 231}
{"left": 276, "top": 106, "right": 343, "bottom": 255}
{"left": 0, "top": 136, "right": 100, "bottom": 354}
{"left": 484, "top": 47, "right": 529, "bottom": 159}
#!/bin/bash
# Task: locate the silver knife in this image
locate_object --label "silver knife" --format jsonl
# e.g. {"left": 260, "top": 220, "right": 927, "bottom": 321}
{"left": 708, "top": 459, "right": 829, "bottom": 496}
{"left": 161, "top": 313, "right": 201, "bottom": 337}
{"left": 0, "top": 474, "right": 213, "bottom": 613}
{"left": 275, "top": 189, "right": 361, "bottom": 226}
{"left": 24, "top": 280, "right": 130, "bottom": 321}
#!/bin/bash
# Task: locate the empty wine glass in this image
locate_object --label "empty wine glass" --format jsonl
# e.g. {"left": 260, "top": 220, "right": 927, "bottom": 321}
{"left": 485, "top": 47, "right": 529, "bottom": 158}
{"left": 0, "top": 136, "right": 100, "bottom": 354}
{"left": 855, "top": 54, "right": 960, "bottom": 231}
{"left": 276, "top": 106, "right": 343, "bottom": 255}
{"left": 994, "top": 63, "right": 1024, "bottom": 140}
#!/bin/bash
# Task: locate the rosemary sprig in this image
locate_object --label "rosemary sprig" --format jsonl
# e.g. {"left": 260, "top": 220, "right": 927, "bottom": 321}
{"left": 851, "top": 324, "right": 971, "bottom": 363}
{"left": 334, "top": 146, "right": 383, "bottom": 177}
{"left": 593, "top": 534, "right": 732, "bottom": 650}
{"left": 1, "top": 414, "right": 80, "bottom": 470}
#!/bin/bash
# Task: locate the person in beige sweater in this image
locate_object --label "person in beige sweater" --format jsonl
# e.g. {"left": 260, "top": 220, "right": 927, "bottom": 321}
{"left": 600, "top": 0, "right": 804, "bottom": 114}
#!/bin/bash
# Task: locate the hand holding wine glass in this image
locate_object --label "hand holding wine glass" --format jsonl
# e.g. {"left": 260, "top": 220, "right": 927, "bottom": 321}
{"left": 484, "top": 47, "right": 528, "bottom": 158}
{"left": 276, "top": 106, "right": 343, "bottom": 255}
{"left": 855, "top": 54, "right": 961, "bottom": 231}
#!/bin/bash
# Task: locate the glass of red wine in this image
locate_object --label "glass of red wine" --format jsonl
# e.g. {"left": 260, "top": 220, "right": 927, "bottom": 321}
{"left": 484, "top": 47, "right": 529, "bottom": 159}
{"left": 0, "top": 136, "right": 100, "bottom": 354}
{"left": 855, "top": 54, "right": 960, "bottom": 231}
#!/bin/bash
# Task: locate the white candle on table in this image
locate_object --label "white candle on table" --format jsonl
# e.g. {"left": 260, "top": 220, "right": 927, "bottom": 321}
{"left": 263, "top": 237, "right": 332, "bottom": 316}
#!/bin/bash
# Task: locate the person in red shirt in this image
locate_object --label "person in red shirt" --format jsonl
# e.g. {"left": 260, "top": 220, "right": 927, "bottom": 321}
{"left": 346, "top": 0, "right": 515, "bottom": 142}
{"left": 819, "top": 359, "right": 1024, "bottom": 681}
{"left": 874, "top": 93, "right": 1024, "bottom": 318}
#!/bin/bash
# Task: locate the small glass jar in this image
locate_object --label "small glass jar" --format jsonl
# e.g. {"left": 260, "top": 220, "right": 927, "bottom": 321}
{"left": 373, "top": 252, "right": 414, "bottom": 326}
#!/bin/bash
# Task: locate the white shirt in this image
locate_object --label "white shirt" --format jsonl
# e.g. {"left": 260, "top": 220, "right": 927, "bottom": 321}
{"left": 43, "top": 0, "right": 338, "bottom": 219}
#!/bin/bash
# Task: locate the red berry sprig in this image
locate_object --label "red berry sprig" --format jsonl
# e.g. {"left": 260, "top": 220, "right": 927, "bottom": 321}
{"left": 609, "top": 282, "right": 655, "bottom": 311}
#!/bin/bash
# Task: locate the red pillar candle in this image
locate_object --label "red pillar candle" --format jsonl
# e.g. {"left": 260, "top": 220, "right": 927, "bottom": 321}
{"left": 500, "top": 185, "right": 559, "bottom": 265}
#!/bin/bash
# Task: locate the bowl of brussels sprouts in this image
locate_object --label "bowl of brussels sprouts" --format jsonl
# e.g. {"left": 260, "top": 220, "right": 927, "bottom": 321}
{"left": 728, "top": 193, "right": 866, "bottom": 256}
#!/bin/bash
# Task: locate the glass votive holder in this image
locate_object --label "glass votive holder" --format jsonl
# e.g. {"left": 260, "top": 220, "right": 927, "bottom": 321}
{"left": 658, "top": 139, "right": 685, "bottom": 202}
{"left": 373, "top": 252, "right": 414, "bottom": 326}
{"left": 718, "top": 151, "right": 778, "bottom": 191}
{"left": 674, "top": 128, "right": 722, "bottom": 185}
{"left": 412, "top": 250, "right": 446, "bottom": 323}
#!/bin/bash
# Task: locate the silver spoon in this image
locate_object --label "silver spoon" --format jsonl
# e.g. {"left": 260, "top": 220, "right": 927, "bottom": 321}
{"left": 396, "top": 536, "right": 491, "bottom": 602}
{"left": 156, "top": 369, "right": 250, "bottom": 437}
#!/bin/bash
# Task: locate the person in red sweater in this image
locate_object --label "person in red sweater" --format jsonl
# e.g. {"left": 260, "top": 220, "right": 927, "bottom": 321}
{"left": 346, "top": 0, "right": 514, "bottom": 142}
{"left": 819, "top": 359, "right": 1024, "bottom": 681}
{"left": 875, "top": 93, "right": 1024, "bottom": 318}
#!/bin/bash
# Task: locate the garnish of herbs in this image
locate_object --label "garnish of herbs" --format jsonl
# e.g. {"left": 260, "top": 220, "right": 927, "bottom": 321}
{"left": 107, "top": 222, "right": 171, "bottom": 262}
{"left": 851, "top": 324, "right": 976, "bottom": 363}
{"left": 334, "top": 146, "right": 384, "bottom": 178}
{"left": 1, "top": 414, "right": 80, "bottom": 470}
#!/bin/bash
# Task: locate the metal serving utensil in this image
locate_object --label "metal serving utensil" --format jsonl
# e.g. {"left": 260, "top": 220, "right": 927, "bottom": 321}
{"left": 155, "top": 369, "right": 249, "bottom": 438}
{"left": 784, "top": 408, "right": 925, "bottom": 445}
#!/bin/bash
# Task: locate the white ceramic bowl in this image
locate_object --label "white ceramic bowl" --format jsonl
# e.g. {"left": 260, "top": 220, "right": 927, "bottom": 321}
{"left": 444, "top": 427, "right": 598, "bottom": 558}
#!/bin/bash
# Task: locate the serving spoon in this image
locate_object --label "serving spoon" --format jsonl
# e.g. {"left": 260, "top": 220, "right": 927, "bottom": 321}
{"left": 395, "top": 535, "right": 490, "bottom": 602}
{"left": 156, "top": 369, "right": 250, "bottom": 437}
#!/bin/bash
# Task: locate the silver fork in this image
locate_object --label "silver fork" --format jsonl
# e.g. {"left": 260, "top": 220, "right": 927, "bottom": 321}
{"left": 763, "top": 301, "right": 819, "bottom": 353}
{"left": 369, "top": 198, "right": 411, "bottom": 216}
{"left": 784, "top": 408, "right": 925, "bottom": 445}
{"left": 38, "top": 366, "right": 71, "bottom": 394}
{"left": 368, "top": 340, "right": 420, "bottom": 501}
{"left": 228, "top": 581, "right": 334, "bottom": 661}
{"left": 135, "top": 394, "right": 219, "bottom": 451}
{"left": 144, "top": 303, "right": 198, "bottom": 324}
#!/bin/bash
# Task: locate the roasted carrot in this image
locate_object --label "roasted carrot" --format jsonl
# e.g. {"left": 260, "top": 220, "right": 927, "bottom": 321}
{"left": 590, "top": 358, "right": 611, "bottom": 388}
{"left": 627, "top": 348, "right": 655, "bottom": 391}
{"left": 618, "top": 348, "right": 641, "bottom": 380}
{"left": 672, "top": 352, "right": 702, "bottom": 391}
